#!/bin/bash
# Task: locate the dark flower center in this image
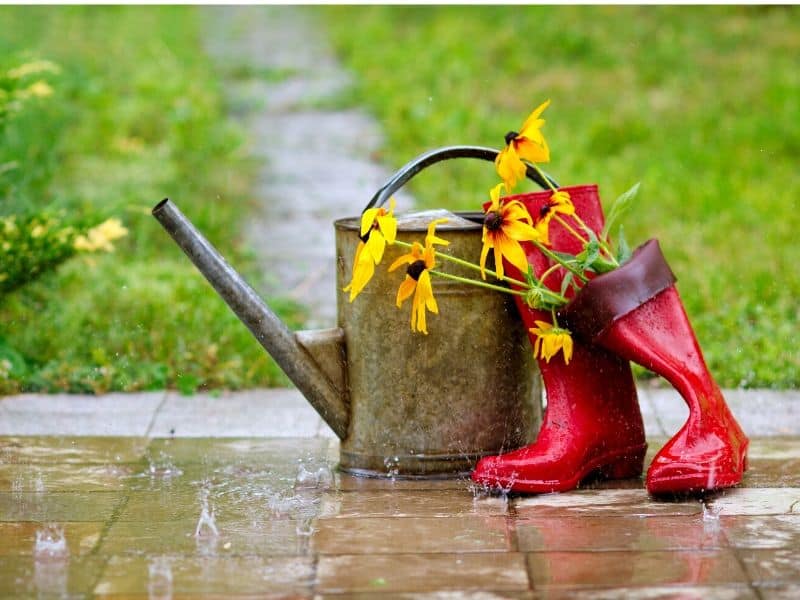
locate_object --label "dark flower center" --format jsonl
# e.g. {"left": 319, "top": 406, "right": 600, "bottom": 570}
{"left": 504, "top": 131, "right": 519, "bottom": 145}
{"left": 484, "top": 211, "right": 503, "bottom": 231}
{"left": 406, "top": 259, "right": 427, "bottom": 281}
{"left": 539, "top": 203, "right": 554, "bottom": 219}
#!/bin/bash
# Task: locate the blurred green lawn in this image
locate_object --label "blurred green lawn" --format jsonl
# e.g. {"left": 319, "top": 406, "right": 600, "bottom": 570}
{"left": 0, "top": 7, "right": 300, "bottom": 393}
{"left": 1, "top": 6, "right": 797, "bottom": 393}
{"left": 320, "top": 5, "right": 799, "bottom": 388}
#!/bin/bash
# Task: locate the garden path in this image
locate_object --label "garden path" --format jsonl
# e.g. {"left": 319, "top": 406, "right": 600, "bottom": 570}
{"left": 205, "top": 6, "right": 413, "bottom": 329}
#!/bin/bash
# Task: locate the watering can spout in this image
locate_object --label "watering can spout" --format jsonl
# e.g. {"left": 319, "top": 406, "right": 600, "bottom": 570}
{"left": 152, "top": 199, "right": 350, "bottom": 439}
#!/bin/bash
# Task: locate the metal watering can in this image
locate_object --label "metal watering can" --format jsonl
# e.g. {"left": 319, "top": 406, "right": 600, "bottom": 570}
{"left": 153, "top": 146, "right": 554, "bottom": 478}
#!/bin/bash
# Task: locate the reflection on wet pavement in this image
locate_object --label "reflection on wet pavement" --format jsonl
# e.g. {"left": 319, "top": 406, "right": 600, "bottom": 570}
{"left": 0, "top": 436, "right": 798, "bottom": 597}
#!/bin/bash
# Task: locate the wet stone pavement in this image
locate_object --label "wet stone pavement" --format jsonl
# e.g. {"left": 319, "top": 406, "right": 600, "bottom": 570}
{"left": 1, "top": 429, "right": 799, "bottom": 598}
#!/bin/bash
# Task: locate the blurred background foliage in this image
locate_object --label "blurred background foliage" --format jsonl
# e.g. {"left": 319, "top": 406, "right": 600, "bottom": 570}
{"left": 0, "top": 7, "right": 301, "bottom": 394}
{"left": 0, "top": 6, "right": 797, "bottom": 393}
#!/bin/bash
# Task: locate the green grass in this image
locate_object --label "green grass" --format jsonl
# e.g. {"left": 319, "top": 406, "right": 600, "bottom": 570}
{"left": 320, "top": 5, "right": 799, "bottom": 388}
{"left": 0, "top": 7, "right": 301, "bottom": 394}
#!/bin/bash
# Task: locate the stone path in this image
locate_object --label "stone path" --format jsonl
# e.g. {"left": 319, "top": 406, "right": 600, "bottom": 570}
{"left": 205, "top": 6, "right": 412, "bottom": 329}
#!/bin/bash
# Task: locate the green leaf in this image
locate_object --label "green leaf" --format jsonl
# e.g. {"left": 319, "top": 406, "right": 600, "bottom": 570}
{"left": 602, "top": 182, "right": 640, "bottom": 241}
{"left": 576, "top": 240, "right": 600, "bottom": 270}
{"left": 591, "top": 256, "right": 618, "bottom": 274}
{"left": 616, "top": 225, "right": 632, "bottom": 264}
{"left": 560, "top": 272, "right": 574, "bottom": 297}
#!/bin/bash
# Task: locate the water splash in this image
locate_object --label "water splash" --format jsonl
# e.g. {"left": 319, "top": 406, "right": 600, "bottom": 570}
{"left": 34, "top": 524, "right": 68, "bottom": 559}
{"left": 33, "top": 525, "right": 69, "bottom": 598}
{"left": 702, "top": 501, "right": 722, "bottom": 523}
{"left": 702, "top": 500, "right": 722, "bottom": 539}
{"left": 295, "top": 463, "right": 333, "bottom": 490}
{"left": 295, "top": 516, "right": 315, "bottom": 537}
{"left": 147, "top": 556, "right": 173, "bottom": 600}
{"left": 145, "top": 451, "right": 183, "bottom": 480}
{"left": 383, "top": 456, "right": 400, "bottom": 479}
{"left": 194, "top": 485, "right": 219, "bottom": 538}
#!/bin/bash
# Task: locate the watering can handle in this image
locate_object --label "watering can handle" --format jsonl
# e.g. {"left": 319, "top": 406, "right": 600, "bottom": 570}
{"left": 363, "top": 145, "right": 558, "bottom": 212}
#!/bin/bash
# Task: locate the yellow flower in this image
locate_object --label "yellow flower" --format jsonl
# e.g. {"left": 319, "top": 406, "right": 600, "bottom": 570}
{"left": 535, "top": 190, "right": 575, "bottom": 245}
{"left": 343, "top": 198, "right": 398, "bottom": 302}
{"left": 530, "top": 320, "right": 574, "bottom": 364}
{"left": 480, "top": 183, "right": 540, "bottom": 281}
{"left": 26, "top": 81, "right": 53, "bottom": 98}
{"left": 388, "top": 218, "right": 449, "bottom": 334}
{"left": 495, "top": 99, "right": 551, "bottom": 192}
{"left": 73, "top": 218, "right": 129, "bottom": 252}
{"left": 360, "top": 197, "right": 398, "bottom": 264}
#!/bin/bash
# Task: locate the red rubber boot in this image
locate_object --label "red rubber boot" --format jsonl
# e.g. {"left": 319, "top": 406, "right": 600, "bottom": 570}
{"left": 471, "top": 185, "right": 647, "bottom": 493}
{"left": 560, "top": 239, "right": 748, "bottom": 494}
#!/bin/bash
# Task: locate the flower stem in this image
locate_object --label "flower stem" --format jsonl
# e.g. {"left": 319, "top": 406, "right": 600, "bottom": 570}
{"left": 532, "top": 241, "right": 589, "bottom": 283}
{"left": 539, "top": 263, "right": 562, "bottom": 285}
{"left": 428, "top": 270, "right": 526, "bottom": 296}
{"left": 393, "top": 239, "right": 530, "bottom": 289}
{"left": 553, "top": 214, "right": 589, "bottom": 245}
{"left": 531, "top": 163, "right": 559, "bottom": 194}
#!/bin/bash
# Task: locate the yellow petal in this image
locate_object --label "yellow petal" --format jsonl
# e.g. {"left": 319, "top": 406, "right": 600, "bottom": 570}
{"left": 502, "top": 219, "right": 540, "bottom": 242}
{"left": 343, "top": 246, "right": 375, "bottom": 302}
{"left": 418, "top": 270, "right": 438, "bottom": 314}
{"left": 411, "top": 284, "right": 427, "bottom": 334}
{"left": 396, "top": 275, "right": 416, "bottom": 307}
{"left": 388, "top": 247, "right": 418, "bottom": 272}
{"left": 360, "top": 208, "right": 379, "bottom": 237}
{"left": 479, "top": 235, "right": 492, "bottom": 280}
{"left": 516, "top": 137, "right": 550, "bottom": 164}
{"left": 489, "top": 182, "right": 504, "bottom": 209}
{"left": 535, "top": 215, "right": 552, "bottom": 246}
{"left": 495, "top": 146, "right": 526, "bottom": 192}
{"left": 365, "top": 230, "right": 386, "bottom": 264}
{"left": 377, "top": 214, "right": 397, "bottom": 245}
{"left": 425, "top": 218, "right": 450, "bottom": 249}
{"left": 495, "top": 233, "right": 529, "bottom": 274}
{"left": 519, "top": 99, "right": 550, "bottom": 143}
{"left": 504, "top": 201, "right": 534, "bottom": 225}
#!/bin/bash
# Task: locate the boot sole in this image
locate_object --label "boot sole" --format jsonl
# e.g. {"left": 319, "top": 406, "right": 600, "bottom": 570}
{"left": 475, "top": 443, "right": 647, "bottom": 494}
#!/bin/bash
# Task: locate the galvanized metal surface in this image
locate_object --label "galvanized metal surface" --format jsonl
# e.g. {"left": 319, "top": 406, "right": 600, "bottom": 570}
{"left": 335, "top": 212, "right": 541, "bottom": 477}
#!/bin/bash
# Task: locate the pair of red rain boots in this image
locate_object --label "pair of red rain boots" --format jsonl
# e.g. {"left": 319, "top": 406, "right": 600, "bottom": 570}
{"left": 470, "top": 185, "right": 748, "bottom": 495}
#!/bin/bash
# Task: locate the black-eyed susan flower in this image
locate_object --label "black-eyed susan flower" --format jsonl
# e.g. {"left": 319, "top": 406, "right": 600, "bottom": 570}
{"left": 495, "top": 99, "right": 551, "bottom": 192}
{"left": 480, "top": 184, "right": 540, "bottom": 281}
{"left": 530, "top": 319, "right": 574, "bottom": 364}
{"left": 343, "top": 198, "right": 398, "bottom": 302}
{"left": 535, "top": 190, "right": 575, "bottom": 245}
{"left": 388, "top": 218, "right": 449, "bottom": 334}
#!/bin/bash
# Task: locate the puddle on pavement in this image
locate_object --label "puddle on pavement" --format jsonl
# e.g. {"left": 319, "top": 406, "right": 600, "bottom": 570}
{"left": 2, "top": 435, "right": 799, "bottom": 596}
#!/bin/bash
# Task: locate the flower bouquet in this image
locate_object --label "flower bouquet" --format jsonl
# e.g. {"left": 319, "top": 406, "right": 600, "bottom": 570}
{"left": 344, "top": 100, "right": 748, "bottom": 495}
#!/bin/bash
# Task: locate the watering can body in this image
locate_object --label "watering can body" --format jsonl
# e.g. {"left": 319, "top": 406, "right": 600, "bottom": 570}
{"left": 333, "top": 212, "right": 540, "bottom": 476}
{"left": 154, "top": 146, "right": 553, "bottom": 478}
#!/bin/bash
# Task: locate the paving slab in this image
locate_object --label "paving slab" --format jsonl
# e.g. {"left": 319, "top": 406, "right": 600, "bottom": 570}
{"left": 0, "top": 391, "right": 164, "bottom": 436}
{"left": 149, "top": 388, "right": 328, "bottom": 438}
